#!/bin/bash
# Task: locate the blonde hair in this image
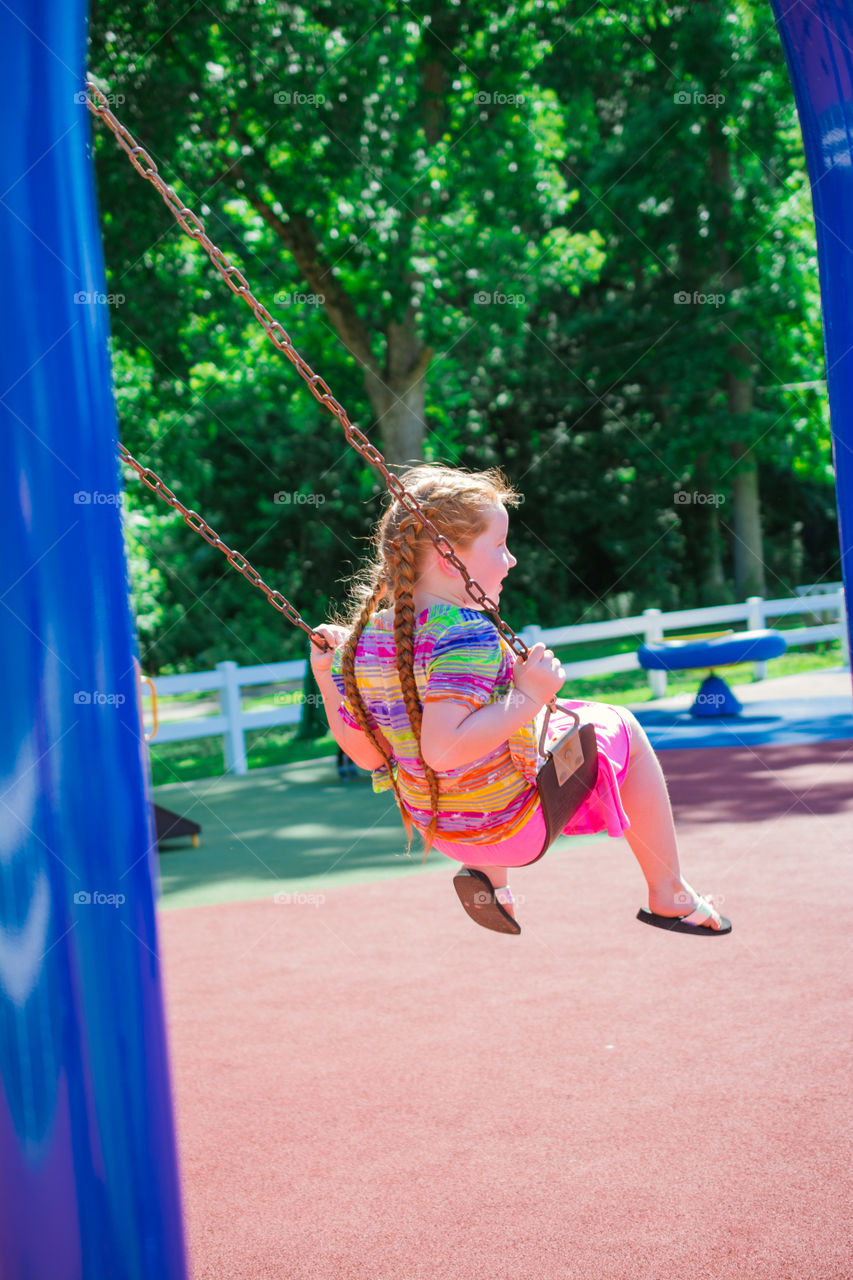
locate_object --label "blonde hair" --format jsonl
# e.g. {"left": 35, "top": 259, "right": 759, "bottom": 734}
{"left": 337, "top": 462, "right": 521, "bottom": 862}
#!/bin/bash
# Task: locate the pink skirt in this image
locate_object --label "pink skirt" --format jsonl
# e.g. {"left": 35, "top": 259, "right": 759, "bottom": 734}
{"left": 431, "top": 700, "right": 634, "bottom": 868}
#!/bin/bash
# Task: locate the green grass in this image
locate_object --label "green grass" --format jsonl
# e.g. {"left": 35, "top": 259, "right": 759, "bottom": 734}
{"left": 149, "top": 726, "right": 338, "bottom": 787}
{"left": 147, "top": 641, "right": 845, "bottom": 787}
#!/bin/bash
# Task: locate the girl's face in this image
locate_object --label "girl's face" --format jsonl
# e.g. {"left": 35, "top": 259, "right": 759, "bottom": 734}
{"left": 455, "top": 503, "right": 517, "bottom": 601}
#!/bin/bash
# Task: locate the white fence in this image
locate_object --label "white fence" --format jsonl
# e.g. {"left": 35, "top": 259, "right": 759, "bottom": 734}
{"left": 143, "top": 590, "right": 849, "bottom": 775}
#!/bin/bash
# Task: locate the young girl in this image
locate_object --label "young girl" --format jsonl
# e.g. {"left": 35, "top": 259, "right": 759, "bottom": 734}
{"left": 310, "top": 463, "right": 731, "bottom": 938}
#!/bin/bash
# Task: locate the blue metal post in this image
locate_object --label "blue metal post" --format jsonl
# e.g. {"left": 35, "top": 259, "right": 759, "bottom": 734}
{"left": 772, "top": 0, "right": 853, "bottom": 684}
{"left": 0, "top": 1, "right": 189, "bottom": 1275}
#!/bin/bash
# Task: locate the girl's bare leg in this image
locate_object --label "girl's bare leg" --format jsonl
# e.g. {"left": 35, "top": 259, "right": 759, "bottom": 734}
{"left": 618, "top": 712, "right": 722, "bottom": 929}
{"left": 454, "top": 711, "right": 720, "bottom": 930}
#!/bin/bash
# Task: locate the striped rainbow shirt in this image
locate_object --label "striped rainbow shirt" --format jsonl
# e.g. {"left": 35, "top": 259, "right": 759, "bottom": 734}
{"left": 330, "top": 604, "right": 541, "bottom": 845}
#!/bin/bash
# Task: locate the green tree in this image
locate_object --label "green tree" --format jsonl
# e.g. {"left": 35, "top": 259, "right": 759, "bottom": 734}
{"left": 522, "top": 0, "right": 833, "bottom": 602}
{"left": 90, "top": 0, "right": 603, "bottom": 465}
{"left": 86, "top": 0, "right": 836, "bottom": 672}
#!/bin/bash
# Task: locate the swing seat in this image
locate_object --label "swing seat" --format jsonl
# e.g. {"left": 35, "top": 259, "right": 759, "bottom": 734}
{"left": 519, "top": 706, "right": 599, "bottom": 866}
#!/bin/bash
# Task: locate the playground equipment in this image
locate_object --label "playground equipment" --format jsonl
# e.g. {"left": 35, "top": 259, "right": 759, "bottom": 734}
{"left": 0, "top": 4, "right": 188, "bottom": 1275}
{"left": 638, "top": 629, "right": 788, "bottom": 716}
{"left": 2, "top": 0, "right": 852, "bottom": 1275}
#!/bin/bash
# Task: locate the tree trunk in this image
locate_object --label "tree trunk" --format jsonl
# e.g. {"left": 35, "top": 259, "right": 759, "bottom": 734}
{"left": 355, "top": 29, "right": 450, "bottom": 468}
{"left": 226, "top": 29, "right": 454, "bottom": 472}
{"left": 726, "top": 357, "right": 765, "bottom": 597}
{"left": 705, "top": 507, "right": 727, "bottom": 597}
{"left": 234, "top": 176, "right": 433, "bottom": 468}
{"left": 694, "top": 453, "right": 727, "bottom": 600}
{"left": 364, "top": 375, "right": 428, "bottom": 468}
{"left": 709, "top": 124, "right": 766, "bottom": 600}
{"left": 729, "top": 440, "right": 766, "bottom": 598}
{"left": 363, "top": 317, "right": 432, "bottom": 467}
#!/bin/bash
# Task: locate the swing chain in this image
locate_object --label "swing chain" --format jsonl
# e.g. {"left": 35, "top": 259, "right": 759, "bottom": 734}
{"left": 118, "top": 444, "right": 318, "bottom": 641}
{"left": 86, "top": 80, "right": 531, "bottom": 661}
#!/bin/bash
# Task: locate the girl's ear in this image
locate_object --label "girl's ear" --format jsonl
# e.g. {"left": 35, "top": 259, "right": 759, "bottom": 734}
{"left": 435, "top": 550, "right": 461, "bottom": 580}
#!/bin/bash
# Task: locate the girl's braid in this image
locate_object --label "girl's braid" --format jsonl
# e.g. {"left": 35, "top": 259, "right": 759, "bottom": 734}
{"left": 392, "top": 513, "right": 441, "bottom": 860}
{"left": 340, "top": 572, "right": 417, "bottom": 853}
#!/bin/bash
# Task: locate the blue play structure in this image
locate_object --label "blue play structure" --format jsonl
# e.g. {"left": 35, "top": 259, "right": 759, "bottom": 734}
{"left": 773, "top": 0, "right": 853, "bottom": 661}
{"left": 638, "top": 630, "right": 788, "bottom": 716}
{"left": 0, "top": 2, "right": 187, "bottom": 1277}
{"left": 0, "top": 1, "right": 851, "bottom": 1275}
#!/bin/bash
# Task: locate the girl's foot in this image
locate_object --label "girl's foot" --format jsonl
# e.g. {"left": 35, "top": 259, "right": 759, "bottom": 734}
{"left": 459, "top": 864, "right": 515, "bottom": 918}
{"left": 647, "top": 881, "right": 724, "bottom": 931}
{"left": 493, "top": 884, "right": 516, "bottom": 921}
{"left": 453, "top": 869, "right": 520, "bottom": 935}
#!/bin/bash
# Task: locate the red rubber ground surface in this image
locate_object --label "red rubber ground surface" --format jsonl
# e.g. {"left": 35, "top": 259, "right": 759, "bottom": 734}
{"left": 159, "top": 741, "right": 853, "bottom": 1280}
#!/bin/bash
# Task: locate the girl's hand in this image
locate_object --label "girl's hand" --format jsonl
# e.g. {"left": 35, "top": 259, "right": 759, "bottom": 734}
{"left": 512, "top": 642, "right": 566, "bottom": 707}
{"left": 309, "top": 624, "right": 351, "bottom": 676}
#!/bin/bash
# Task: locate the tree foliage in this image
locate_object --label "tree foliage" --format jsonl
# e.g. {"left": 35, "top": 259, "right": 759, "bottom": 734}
{"left": 87, "top": 0, "right": 839, "bottom": 671}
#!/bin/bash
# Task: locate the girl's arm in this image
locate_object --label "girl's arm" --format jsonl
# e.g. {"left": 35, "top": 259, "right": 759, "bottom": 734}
{"left": 421, "top": 642, "right": 565, "bottom": 772}
{"left": 309, "top": 624, "right": 393, "bottom": 772}
{"left": 314, "top": 666, "right": 392, "bottom": 771}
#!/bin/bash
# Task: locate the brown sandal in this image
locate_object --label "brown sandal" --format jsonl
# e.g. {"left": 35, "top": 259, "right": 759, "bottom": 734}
{"left": 452, "top": 868, "right": 521, "bottom": 935}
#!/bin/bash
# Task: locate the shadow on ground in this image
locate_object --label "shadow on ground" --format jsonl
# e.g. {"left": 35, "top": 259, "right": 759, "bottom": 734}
{"left": 662, "top": 738, "right": 853, "bottom": 828}
{"left": 152, "top": 758, "right": 447, "bottom": 909}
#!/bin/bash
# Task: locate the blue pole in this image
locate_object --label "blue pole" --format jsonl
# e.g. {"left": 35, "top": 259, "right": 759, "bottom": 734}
{"left": 771, "top": 0, "right": 853, "bottom": 683}
{"left": 0, "top": 2, "right": 188, "bottom": 1276}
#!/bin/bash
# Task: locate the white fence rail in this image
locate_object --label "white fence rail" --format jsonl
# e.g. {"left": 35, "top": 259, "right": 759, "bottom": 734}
{"left": 143, "top": 591, "right": 848, "bottom": 775}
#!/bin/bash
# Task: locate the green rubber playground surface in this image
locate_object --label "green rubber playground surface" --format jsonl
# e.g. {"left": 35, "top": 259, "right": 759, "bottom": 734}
{"left": 152, "top": 755, "right": 604, "bottom": 910}
{"left": 152, "top": 758, "right": 456, "bottom": 909}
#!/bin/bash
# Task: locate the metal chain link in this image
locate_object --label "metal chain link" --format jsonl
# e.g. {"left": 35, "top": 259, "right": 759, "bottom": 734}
{"left": 118, "top": 443, "right": 319, "bottom": 641}
{"left": 86, "top": 80, "right": 531, "bottom": 660}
